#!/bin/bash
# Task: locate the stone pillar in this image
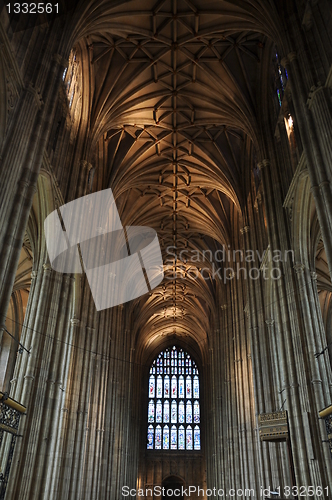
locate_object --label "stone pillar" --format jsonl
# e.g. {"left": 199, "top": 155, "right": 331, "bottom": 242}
{"left": 50, "top": 316, "right": 80, "bottom": 499}
{"left": 240, "top": 225, "right": 275, "bottom": 489}
{"left": 281, "top": 52, "right": 332, "bottom": 279}
{"left": 293, "top": 263, "right": 332, "bottom": 485}
{"left": 258, "top": 159, "right": 312, "bottom": 489}
{"left": 0, "top": 52, "right": 68, "bottom": 346}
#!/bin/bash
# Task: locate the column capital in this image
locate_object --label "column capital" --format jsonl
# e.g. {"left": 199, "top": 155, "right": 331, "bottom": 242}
{"left": 319, "top": 180, "right": 330, "bottom": 189}
{"left": 310, "top": 271, "right": 318, "bottom": 282}
{"left": 31, "top": 270, "right": 38, "bottom": 280}
{"left": 293, "top": 263, "right": 306, "bottom": 274}
{"left": 70, "top": 318, "right": 80, "bottom": 326}
{"left": 240, "top": 226, "right": 250, "bottom": 235}
{"left": 287, "top": 51, "right": 297, "bottom": 63}
{"left": 307, "top": 83, "right": 324, "bottom": 109}
{"left": 80, "top": 159, "right": 92, "bottom": 171}
{"left": 43, "top": 263, "right": 53, "bottom": 275}
{"left": 257, "top": 159, "right": 270, "bottom": 170}
{"left": 280, "top": 56, "right": 289, "bottom": 68}
{"left": 310, "top": 184, "right": 320, "bottom": 195}
{"left": 265, "top": 318, "right": 275, "bottom": 326}
{"left": 26, "top": 83, "right": 43, "bottom": 109}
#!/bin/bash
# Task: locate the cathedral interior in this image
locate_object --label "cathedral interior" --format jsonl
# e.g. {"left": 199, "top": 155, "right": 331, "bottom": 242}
{"left": 0, "top": 0, "right": 332, "bottom": 498}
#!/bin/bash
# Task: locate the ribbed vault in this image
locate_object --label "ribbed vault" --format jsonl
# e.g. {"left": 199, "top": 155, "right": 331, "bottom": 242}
{"left": 74, "top": 0, "right": 279, "bottom": 353}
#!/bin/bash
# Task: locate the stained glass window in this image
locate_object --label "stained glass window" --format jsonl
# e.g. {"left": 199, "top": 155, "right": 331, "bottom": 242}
{"left": 149, "top": 376, "right": 155, "bottom": 398}
{"left": 164, "top": 376, "right": 170, "bottom": 398}
{"left": 171, "top": 401, "right": 177, "bottom": 423}
{"left": 179, "top": 376, "right": 184, "bottom": 398}
{"left": 194, "top": 426, "right": 200, "bottom": 450}
{"left": 179, "top": 401, "right": 185, "bottom": 423}
{"left": 186, "top": 401, "right": 192, "bottom": 423}
{"left": 179, "top": 425, "right": 185, "bottom": 450}
{"left": 194, "top": 401, "right": 200, "bottom": 423}
{"left": 186, "top": 426, "right": 193, "bottom": 450}
{"left": 156, "top": 400, "right": 162, "bottom": 423}
{"left": 155, "top": 425, "right": 162, "bottom": 449}
{"left": 163, "top": 425, "right": 169, "bottom": 449}
{"left": 148, "top": 401, "right": 155, "bottom": 423}
{"left": 147, "top": 346, "right": 201, "bottom": 450}
{"left": 171, "top": 376, "right": 177, "bottom": 398}
{"left": 186, "top": 376, "right": 192, "bottom": 398}
{"left": 171, "top": 425, "right": 177, "bottom": 449}
{"left": 274, "top": 50, "right": 288, "bottom": 108}
{"left": 62, "top": 49, "right": 80, "bottom": 111}
{"left": 157, "top": 376, "right": 162, "bottom": 397}
{"left": 194, "top": 376, "right": 199, "bottom": 398}
{"left": 164, "top": 401, "right": 170, "bottom": 423}
{"left": 147, "top": 425, "right": 154, "bottom": 449}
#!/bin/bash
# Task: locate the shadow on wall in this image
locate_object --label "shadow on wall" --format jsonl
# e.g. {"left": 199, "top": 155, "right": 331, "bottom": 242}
{"left": 162, "top": 476, "right": 185, "bottom": 499}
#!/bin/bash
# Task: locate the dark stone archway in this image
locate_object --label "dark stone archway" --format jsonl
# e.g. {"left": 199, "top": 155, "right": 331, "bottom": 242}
{"left": 162, "top": 476, "right": 185, "bottom": 499}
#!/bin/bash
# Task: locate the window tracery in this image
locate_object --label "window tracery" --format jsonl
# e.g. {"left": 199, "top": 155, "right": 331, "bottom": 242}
{"left": 147, "top": 346, "right": 201, "bottom": 451}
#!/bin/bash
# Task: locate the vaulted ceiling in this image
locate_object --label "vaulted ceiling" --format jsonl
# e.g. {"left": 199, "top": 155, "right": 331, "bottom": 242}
{"left": 73, "top": 0, "right": 280, "bottom": 352}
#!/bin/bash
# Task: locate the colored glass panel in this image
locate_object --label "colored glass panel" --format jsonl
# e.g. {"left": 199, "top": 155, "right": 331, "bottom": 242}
{"left": 147, "top": 425, "right": 154, "bottom": 450}
{"left": 179, "top": 401, "right": 185, "bottom": 423}
{"left": 194, "top": 376, "right": 199, "bottom": 399}
{"left": 149, "top": 376, "right": 155, "bottom": 398}
{"left": 171, "top": 426, "right": 177, "bottom": 449}
{"left": 186, "top": 426, "right": 193, "bottom": 450}
{"left": 194, "top": 401, "right": 200, "bottom": 423}
{"left": 163, "top": 425, "right": 169, "bottom": 449}
{"left": 155, "top": 425, "right": 162, "bottom": 449}
{"left": 164, "top": 401, "right": 169, "bottom": 423}
{"left": 171, "top": 376, "right": 177, "bottom": 398}
{"left": 164, "top": 376, "right": 170, "bottom": 398}
{"left": 171, "top": 401, "right": 177, "bottom": 423}
{"left": 186, "top": 401, "right": 192, "bottom": 423}
{"left": 179, "top": 426, "right": 185, "bottom": 450}
{"left": 148, "top": 401, "right": 154, "bottom": 423}
{"left": 194, "top": 426, "right": 200, "bottom": 450}
{"left": 179, "top": 376, "right": 184, "bottom": 398}
{"left": 186, "top": 377, "right": 192, "bottom": 398}
{"left": 156, "top": 400, "right": 162, "bottom": 423}
{"left": 157, "top": 376, "right": 162, "bottom": 397}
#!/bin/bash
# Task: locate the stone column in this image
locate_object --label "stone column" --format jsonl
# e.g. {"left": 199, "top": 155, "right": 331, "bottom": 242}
{"left": 241, "top": 225, "right": 274, "bottom": 489}
{"left": 293, "top": 263, "right": 332, "bottom": 485}
{"left": 49, "top": 316, "right": 80, "bottom": 499}
{"left": 258, "top": 159, "right": 312, "bottom": 489}
{"left": 281, "top": 52, "right": 332, "bottom": 278}
{"left": 0, "top": 52, "right": 68, "bottom": 345}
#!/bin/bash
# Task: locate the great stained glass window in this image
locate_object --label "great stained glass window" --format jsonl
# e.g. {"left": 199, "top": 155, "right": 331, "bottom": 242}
{"left": 147, "top": 346, "right": 201, "bottom": 450}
